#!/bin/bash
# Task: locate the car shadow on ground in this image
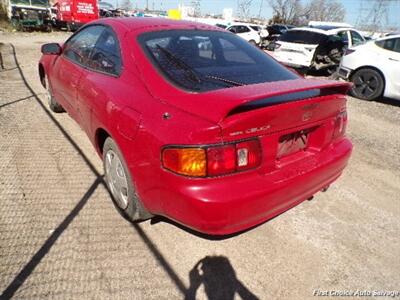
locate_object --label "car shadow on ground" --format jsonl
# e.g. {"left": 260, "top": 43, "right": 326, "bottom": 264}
{"left": 348, "top": 94, "right": 400, "bottom": 107}
{"left": 377, "top": 97, "right": 400, "bottom": 108}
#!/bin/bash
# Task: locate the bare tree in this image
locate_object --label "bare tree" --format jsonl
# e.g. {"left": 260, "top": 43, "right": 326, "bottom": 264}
{"left": 237, "top": 0, "right": 253, "bottom": 20}
{"left": 303, "top": 0, "right": 346, "bottom": 22}
{"left": 268, "top": 0, "right": 303, "bottom": 25}
{"left": 120, "top": 0, "right": 132, "bottom": 10}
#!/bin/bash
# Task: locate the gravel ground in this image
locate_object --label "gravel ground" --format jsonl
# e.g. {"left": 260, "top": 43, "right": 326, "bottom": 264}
{"left": 0, "top": 31, "right": 399, "bottom": 300}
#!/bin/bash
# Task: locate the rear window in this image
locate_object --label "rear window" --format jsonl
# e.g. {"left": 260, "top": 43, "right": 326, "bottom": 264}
{"left": 279, "top": 30, "right": 328, "bottom": 44}
{"left": 138, "top": 30, "right": 298, "bottom": 92}
{"left": 375, "top": 38, "right": 400, "bottom": 53}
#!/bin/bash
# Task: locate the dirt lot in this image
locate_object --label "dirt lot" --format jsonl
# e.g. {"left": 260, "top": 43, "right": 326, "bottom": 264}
{"left": 0, "top": 31, "right": 399, "bottom": 300}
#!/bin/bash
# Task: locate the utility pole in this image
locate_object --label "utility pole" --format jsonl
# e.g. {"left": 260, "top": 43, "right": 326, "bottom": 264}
{"left": 258, "top": 0, "right": 263, "bottom": 19}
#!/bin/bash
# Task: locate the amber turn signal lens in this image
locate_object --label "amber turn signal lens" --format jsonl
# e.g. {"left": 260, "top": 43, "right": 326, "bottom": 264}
{"left": 162, "top": 148, "right": 206, "bottom": 177}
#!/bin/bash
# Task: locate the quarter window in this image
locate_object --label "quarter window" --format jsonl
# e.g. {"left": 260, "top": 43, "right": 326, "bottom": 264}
{"left": 376, "top": 38, "right": 400, "bottom": 53}
{"left": 89, "top": 28, "right": 122, "bottom": 75}
{"left": 63, "top": 25, "right": 104, "bottom": 66}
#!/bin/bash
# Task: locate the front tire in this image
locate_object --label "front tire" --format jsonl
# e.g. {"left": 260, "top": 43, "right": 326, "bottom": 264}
{"left": 350, "top": 68, "right": 384, "bottom": 101}
{"left": 103, "top": 137, "right": 152, "bottom": 222}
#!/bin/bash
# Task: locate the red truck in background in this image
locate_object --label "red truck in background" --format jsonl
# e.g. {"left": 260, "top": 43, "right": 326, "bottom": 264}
{"left": 53, "top": 0, "right": 98, "bottom": 31}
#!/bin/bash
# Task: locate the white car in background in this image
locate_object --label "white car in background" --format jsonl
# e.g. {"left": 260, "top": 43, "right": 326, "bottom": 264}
{"left": 273, "top": 27, "right": 366, "bottom": 72}
{"left": 226, "top": 23, "right": 262, "bottom": 46}
{"left": 337, "top": 35, "right": 400, "bottom": 101}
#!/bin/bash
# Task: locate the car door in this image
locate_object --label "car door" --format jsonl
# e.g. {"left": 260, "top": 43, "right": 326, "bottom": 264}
{"left": 378, "top": 38, "right": 400, "bottom": 98}
{"left": 51, "top": 25, "right": 104, "bottom": 122}
{"left": 76, "top": 26, "right": 123, "bottom": 135}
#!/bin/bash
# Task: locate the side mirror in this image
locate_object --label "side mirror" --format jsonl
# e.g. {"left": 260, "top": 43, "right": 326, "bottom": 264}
{"left": 41, "top": 43, "right": 62, "bottom": 55}
{"left": 228, "top": 28, "right": 236, "bottom": 33}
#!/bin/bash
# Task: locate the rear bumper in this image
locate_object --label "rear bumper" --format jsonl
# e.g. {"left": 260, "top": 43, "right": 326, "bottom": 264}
{"left": 273, "top": 53, "right": 312, "bottom": 69}
{"left": 158, "top": 138, "right": 352, "bottom": 235}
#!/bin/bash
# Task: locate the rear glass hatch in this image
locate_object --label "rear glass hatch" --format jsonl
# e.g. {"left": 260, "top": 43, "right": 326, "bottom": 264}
{"left": 138, "top": 30, "right": 298, "bottom": 92}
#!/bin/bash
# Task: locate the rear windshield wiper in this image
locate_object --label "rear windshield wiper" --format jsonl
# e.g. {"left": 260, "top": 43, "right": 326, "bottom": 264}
{"left": 155, "top": 44, "right": 202, "bottom": 83}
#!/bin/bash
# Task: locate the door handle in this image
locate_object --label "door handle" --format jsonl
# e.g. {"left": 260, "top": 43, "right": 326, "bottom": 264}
{"left": 389, "top": 58, "right": 399, "bottom": 62}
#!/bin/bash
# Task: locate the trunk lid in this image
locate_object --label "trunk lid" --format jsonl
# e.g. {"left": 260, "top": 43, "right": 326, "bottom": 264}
{"left": 274, "top": 42, "right": 319, "bottom": 67}
{"left": 161, "top": 78, "right": 350, "bottom": 125}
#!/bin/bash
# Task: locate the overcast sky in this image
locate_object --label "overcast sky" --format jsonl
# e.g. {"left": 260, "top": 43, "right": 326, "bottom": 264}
{"left": 111, "top": 0, "right": 400, "bottom": 28}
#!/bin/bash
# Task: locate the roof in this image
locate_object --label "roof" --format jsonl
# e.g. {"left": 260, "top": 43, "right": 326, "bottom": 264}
{"left": 377, "top": 34, "right": 400, "bottom": 41}
{"left": 288, "top": 26, "right": 355, "bottom": 36}
{"left": 94, "top": 17, "right": 224, "bottom": 32}
{"left": 226, "top": 22, "right": 260, "bottom": 28}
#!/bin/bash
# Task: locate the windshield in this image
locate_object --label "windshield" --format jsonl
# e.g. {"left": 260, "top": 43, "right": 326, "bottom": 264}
{"left": 138, "top": 30, "right": 298, "bottom": 92}
{"left": 279, "top": 30, "right": 328, "bottom": 44}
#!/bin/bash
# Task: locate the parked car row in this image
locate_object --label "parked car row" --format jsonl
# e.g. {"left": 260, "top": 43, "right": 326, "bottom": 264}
{"left": 248, "top": 24, "right": 400, "bottom": 102}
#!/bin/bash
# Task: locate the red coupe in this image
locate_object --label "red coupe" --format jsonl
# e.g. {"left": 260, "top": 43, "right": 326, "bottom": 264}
{"left": 38, "top": 18, "right": 352, "bottom": 235}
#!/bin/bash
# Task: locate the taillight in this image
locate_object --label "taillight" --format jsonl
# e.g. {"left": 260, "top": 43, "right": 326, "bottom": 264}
{"left": 162, "top": 148, "right": 206, "bottom": 177}
{"left": 207, "top": 145, "right": 236, "bottom": 176}
{"left": 332, "top": 111, "right": 348, "bottom": 140}
{"left": 162, "top": 139, "right": 262, "bottom": 177}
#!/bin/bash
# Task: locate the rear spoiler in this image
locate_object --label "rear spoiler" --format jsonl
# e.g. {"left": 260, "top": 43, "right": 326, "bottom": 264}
{"left": 227, "top": 85, "right": 349, "bottom": 116}
{"left": 154, "top": 78, "right": 351, "bottom": 124}
{"left": 214, "top": 79, "right": 351, "bottom": 122}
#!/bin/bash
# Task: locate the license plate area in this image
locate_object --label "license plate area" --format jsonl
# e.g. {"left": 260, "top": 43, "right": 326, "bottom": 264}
{"left": 277, "top": 128, "right": 313, "bottom": 159}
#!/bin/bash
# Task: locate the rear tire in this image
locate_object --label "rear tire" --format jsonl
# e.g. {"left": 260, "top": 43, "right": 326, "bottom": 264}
{"left": 350, "top": 68, "right": 384, "bottom": 101}
{"left": 103, "top": 137, "right": 152, "bottom": 222}
{"left": 44, "top": 75, "right": 64, "bottom": 113}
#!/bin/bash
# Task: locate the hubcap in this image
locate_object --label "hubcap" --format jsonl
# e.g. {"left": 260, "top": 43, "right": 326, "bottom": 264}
{"left": 353, "top": 73, "right": 379, "bottom": 98}
{"left": 44, "top": 77, "right": 52, "bottom": 103}
{"left": 105, "top": 150, "right": 129, "bottom": 210}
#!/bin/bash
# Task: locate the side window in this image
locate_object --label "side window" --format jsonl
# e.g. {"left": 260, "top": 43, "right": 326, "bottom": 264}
{"left": 63, "top": 26, "right": 104, "bottom": 66}
{"left": 219, "top": 38, "right": 255, "bottom": 64}
{"left": 393, "top": 38, "right": 400, "bottom": 53}
{"left": 237, "top": 26, "right": 250, "bottom": 33}
{"left": 337, "top": 31, "right": 349, "bottom": 45}
{"left": 228, "top": 26, "right": 238, "bottom": 33}
{"left": 351, "top": 31, "right": 364, "bottom": 46}
{"left": 89, "top": 28, "right": 122, "bottom": 75}
{"left": 376, "top": 38, "right": 400, "bottom": 53}
{"left": 196, "top": 37, "right": 214, "bottom": 60}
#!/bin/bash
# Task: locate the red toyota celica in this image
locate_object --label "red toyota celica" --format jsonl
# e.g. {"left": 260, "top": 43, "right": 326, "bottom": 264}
{"left": 38, "top": 18, "right": 352, "bottom": 235}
